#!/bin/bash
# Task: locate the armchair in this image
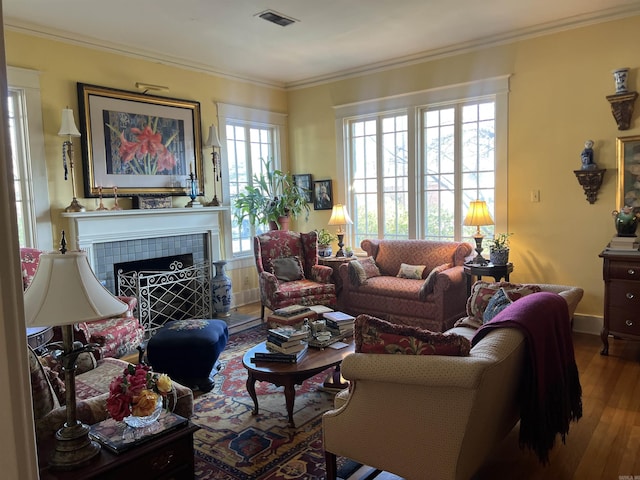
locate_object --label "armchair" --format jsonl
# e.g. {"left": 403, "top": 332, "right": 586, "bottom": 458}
{"left": 21, "top": 247, "right": 145, "bottom": 359}
{"left": 253, "top": 230, "right": 337, "bottom": 319}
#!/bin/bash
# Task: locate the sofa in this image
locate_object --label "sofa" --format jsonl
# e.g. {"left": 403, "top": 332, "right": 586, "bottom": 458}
{"left": 337, "top": 239, "right": 474, "bottom": 331}
{"left": 21, "top": 247, "right": 145, "bottom": 359}
{"left": 29, "top": 345, "right": 194, "bottom": 442}
{"left": 323, "top": 282, "right": 584, "bottom": 480}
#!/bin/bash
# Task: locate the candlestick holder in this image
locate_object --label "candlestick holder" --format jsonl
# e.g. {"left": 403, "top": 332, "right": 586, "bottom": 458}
{"left": 185, "top": 172, "right": 202, "bottom": 207}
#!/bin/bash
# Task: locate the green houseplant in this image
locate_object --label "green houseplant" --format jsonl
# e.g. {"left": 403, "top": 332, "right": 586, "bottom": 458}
{"left": 234, "top": 158, "right": 310, "bottom": 230}
{"left": 317, "top": 228, "right": 337, "bottom": 257}
{"left": 487, "top": 233, "right": 512, "bottom": 266}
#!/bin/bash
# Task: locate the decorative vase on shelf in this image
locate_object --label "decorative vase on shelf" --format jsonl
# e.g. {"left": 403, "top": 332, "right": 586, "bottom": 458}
{"left": 613, "top": 68, "right": 630, "bottom": 94}
{"left": 211, "top": 260, "right": 232, "bottom": 318}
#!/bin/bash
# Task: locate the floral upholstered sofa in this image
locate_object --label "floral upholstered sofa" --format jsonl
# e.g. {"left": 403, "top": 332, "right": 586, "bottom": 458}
{"left": 21, "top": 247, "right": 145, "bottom": 359}
{"left": 337, "top": 239, "right": 473, "bottom": 332}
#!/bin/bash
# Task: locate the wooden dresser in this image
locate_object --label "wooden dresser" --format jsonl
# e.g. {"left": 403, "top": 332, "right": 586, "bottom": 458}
{"left": 599, "top": 250, "right": 640, "bottom": 355}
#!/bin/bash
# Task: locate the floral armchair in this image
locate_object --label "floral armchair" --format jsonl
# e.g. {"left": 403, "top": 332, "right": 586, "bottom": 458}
{"left": 21, "top": 247, "right": 145, "bottom": 359}
{"left": 253, "top": 230, "right": 337, "bottom": 319}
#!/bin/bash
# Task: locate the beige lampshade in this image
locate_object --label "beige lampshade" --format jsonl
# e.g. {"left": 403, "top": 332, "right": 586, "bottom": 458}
{"left": 58, "top": 108, "right": 81, "bottom": 137}
{"left": 328, "top": 204, "right": 353, "bottom": 227}
{"left": 204, "top": 125, "right": 222, "bottom": 148}
{"left": 24, "top": 251, "right": 127, "bottom": 328}
{"left": 463, "top": 200, "right": 494, "bottom": 227}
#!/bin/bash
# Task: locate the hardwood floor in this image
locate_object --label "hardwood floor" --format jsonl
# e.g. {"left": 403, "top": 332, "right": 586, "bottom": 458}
{"left": 475, "top": 332, "right": 640, "bottom": 480}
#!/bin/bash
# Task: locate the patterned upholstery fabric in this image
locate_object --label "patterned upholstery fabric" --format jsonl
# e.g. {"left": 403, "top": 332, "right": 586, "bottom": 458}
{"left": 254, "top": 230, "right": 337, "bottom": 318}
{"left": 337, "top": 239, "right": 474, "bottom": 331}
{"left": 20, "top": 247, "right": 145, "bottom": 359}
{"left": 30, "top": 349, "right": 195, "bottom": 441}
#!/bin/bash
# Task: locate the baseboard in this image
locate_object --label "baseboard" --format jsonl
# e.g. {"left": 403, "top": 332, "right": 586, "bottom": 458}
{"left": 572, "top": 313, "right": 602, "bottom": 336}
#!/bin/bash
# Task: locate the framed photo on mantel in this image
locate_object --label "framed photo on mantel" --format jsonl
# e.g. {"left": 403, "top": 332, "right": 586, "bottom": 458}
{"left": 77, "top": 83, "right": 203, "bottom": 198}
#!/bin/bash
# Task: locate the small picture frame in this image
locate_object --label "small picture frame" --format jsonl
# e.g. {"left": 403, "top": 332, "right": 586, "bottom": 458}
{"left": 313, "top": 179, "right": 333, "bottom": 210}
{"left": 292, "top": 174, "right": 312, "bottom": 203}
{"left": 616, "top": 135, "right": 640, "bottom": 211}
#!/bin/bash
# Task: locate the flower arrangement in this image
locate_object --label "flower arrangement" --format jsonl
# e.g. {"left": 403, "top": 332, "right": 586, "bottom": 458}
{"left": 106, "top": 363, "right": 173, "bottom": 421}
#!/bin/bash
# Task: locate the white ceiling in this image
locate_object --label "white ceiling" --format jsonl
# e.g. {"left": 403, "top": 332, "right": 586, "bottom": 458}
{"left": 4, "top": 0, "right": 640, "bottom": 88}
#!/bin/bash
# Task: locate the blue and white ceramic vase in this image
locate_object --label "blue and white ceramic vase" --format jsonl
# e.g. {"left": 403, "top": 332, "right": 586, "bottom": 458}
{"left": 211, "top": 260, "right": 232, "bottom": 318}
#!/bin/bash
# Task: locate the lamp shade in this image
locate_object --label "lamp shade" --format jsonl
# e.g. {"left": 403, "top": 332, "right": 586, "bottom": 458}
{"left": 204, "top": 125, "right": 222, "bottom": 148}
{"left": 24, "top": 251, "right": 127, "bottom": 328}
{"left": 328, "top": 204, "right": 353, "bottom": 227}
{"left": 58, "top": 108, "right": 81, "bottom": 137}
{"left": 463, "top": 200, "right": 494, "bottom": 227}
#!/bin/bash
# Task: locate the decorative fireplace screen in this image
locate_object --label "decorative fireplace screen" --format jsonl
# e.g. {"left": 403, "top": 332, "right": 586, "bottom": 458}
{"left": 118, "top": 261, "right": 212, "bottom": 337}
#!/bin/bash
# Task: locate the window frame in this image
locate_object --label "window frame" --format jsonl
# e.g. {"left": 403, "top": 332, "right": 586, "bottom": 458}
{"left": 8, "top": 66, "right": 52, "bottom": 250}
{"left": 335, "top": 76, "right": 509, "bottom": 247}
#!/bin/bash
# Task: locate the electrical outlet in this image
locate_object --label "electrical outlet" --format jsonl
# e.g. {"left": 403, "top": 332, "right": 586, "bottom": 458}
{"left": 530, "top": 189, "right": 540, "bottom": 203}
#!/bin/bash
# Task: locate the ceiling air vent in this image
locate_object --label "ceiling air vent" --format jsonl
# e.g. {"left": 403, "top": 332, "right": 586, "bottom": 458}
{"left": 256, "top": 10, "right": 298, "bottom": 27}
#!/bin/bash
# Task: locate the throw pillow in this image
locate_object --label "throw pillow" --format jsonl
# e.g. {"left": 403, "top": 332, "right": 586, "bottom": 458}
{"left": 270, "top": 256, "right": 305, "bottom": 282}
{"left": 348, "top": 257, "right": 381, "bottom": 287}
{"left": 396, "top": 263, "right": 427, "bottom": 279}
{"left": 482, "top": 287, "right": 513, "bottom": 323}
{"left": 466, "top": 281, "right": 543, "bottom": 325}
{"left": 419, "top": 263, "right": 452, "bottom": 300}
{"left": 354, "top": 314, "right": 471, "bottom": 356}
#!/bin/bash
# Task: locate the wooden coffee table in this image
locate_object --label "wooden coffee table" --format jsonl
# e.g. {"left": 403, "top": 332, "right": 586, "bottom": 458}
{"left": 242, "top": 339, "right": 355, "bottom": 427}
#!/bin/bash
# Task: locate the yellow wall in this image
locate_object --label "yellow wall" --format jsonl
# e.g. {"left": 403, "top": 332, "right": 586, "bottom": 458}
{"left": 287, "top": 15, "right": 640, "bottom": 318}
{"left": 7, "top": 15, "right": 640, "bottom": 318}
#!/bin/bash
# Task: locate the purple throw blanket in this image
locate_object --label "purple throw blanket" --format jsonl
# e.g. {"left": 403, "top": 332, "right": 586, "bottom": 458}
{"left": 471, "top": 291, "right": 583, "bottom": 464}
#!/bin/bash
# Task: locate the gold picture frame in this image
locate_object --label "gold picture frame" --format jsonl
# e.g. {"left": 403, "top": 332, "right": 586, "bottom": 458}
{"left": 616, "top": 135, "right": 640, "bottom": 210}
{"left": 77, "top": 83, "right": 203, "bottom": 197}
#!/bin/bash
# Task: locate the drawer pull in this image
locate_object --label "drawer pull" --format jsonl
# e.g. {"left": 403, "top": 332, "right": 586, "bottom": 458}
{"left": 628, "top": 269, "right": 637, "bottom": 276}
{"left": 626, "top": 292, "right": 635, "bottom": 300}
{"left": 151, "top": 451, "right": 175, "bottom": 471}
{"left": 625, "top": 320, "right": 634, "bottom": 327}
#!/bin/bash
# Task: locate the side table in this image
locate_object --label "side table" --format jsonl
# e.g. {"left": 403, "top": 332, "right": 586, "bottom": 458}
{"left": 319, "top": 256, "right": 358, "bottom": 293}
{"left": 463, "top": 262, "right": 514, "bottom": 296}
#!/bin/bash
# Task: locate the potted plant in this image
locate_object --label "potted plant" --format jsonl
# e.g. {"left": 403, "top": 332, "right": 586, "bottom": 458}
{"left": 234, "top": 158, "right": 310, "bottom": 230}
{"left": 488, "top": 233, "right": 512, "bottom": 266}
{"left": 317, "top": 228, "right": 337, "bottom": 257}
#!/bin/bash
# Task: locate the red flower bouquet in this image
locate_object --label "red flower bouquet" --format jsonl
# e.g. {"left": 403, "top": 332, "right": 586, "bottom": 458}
{"left": 106, "top": 363, "right": 173, "bottom": 422}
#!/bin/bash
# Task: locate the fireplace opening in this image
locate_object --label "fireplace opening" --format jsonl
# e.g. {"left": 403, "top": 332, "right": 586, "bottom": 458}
{"left": 116, "top": 254, "right": 211, "bottom": 336}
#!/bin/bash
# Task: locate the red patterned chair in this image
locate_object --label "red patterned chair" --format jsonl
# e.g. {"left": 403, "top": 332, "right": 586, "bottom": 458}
{"left": 20, "top": 247, "right": 145, "bottom": 359}
{"left": 337, "top": 239, "right": 474, "bottom": 332}
{"left": 253, "top": 230, "right": 337, "bottom": 319}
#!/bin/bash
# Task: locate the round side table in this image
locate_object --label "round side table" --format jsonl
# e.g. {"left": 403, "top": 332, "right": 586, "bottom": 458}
{"left": 463, "top": 262, "right": 514, "bottom": 296}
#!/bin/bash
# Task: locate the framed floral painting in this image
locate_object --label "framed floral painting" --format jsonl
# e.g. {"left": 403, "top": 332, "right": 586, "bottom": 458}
{"left": 616, "top": 135, "right": 640, "bottom": 211}
{"left": 77, "top": 83, "right": 203, "bottom": 197}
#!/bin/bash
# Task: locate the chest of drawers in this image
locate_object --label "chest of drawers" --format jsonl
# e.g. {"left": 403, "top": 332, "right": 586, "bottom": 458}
{"left": 599, "top": 250, "right": 640, "bottom": 355}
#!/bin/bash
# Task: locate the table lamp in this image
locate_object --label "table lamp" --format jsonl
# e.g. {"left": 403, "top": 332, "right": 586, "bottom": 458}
{"left": 328, "top": 204, "right": 353, "bottom": 257}
{"left": 463, "top": 200, "right": 494, "bottom": 265}
{"left": 59, "top": 107, "right": 85, "bottom": 212}
{"left": 24, "top": 233, "right": 128, "bottom": 469}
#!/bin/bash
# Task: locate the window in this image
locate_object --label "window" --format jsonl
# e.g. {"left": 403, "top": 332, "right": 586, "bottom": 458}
{"left": 338, "top": 76, "right": 508, "bottom": 246}
{"left": 217, "top": 103, "right": 288, "bottom": 258}
{"left": 7, "top": 67, "right": 52, "bottom": 250}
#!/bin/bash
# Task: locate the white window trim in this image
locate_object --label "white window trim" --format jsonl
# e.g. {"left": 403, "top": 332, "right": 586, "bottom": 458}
{"left": 216, "top": 102, "right": 288, "bottom": 266}
{"left": 8, "top": 66, "right": 52, "bottom": 250}
{"left": 334, "top": 75, "right": 510, "bottom": 243}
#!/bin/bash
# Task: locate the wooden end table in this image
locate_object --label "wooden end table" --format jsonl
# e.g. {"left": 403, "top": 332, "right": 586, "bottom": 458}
{"left": 464, "top": 262, "right": 514, "bottom": 296}
{"left": 38, "top": 421, "right": 199, "bottom": 479}
{"left": 319, "top": 256, "right": 359, "bottom": 293}
{"left": 242, "top": 339, "right": 355, "bottom": 428}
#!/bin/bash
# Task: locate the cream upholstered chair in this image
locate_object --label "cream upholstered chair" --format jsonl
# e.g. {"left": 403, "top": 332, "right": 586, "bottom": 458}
{"left": 253, "top": 230, "right": 337, "bottom": 319}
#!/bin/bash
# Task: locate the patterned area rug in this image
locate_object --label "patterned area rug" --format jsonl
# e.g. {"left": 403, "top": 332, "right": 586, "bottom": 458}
{"left": 192, "top": 324, "right": 402, "bottom": 480}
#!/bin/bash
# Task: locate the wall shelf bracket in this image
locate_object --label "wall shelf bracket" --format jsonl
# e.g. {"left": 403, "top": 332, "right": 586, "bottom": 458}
{"left": 606, "top": 91, "right": 638, "bottom": 130}
{"left": 574, "top": 168, "right": 606, "bottom": 204}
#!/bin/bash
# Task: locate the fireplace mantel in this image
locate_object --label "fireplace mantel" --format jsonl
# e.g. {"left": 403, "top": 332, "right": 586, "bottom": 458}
{"left": 61, "top": 207, "right": 227, "bottom": 270}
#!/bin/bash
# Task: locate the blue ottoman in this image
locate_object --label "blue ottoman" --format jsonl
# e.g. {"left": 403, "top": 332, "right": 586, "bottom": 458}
{"left": 147, "top": 319, "right": 228, "bottom": 392}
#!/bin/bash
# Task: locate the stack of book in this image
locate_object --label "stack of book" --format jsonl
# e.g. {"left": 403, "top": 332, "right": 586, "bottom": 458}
{"left": 273, "top": 304, "right": 311, "bottom": 317}
{"left": 323, "top": 311, "right": 356, "bottom": 337}
{"left": 607, "top": 236, "right": 639, "bottom": 251}
{"left": 251, "top": 326, "right": 309, "bottom": 363}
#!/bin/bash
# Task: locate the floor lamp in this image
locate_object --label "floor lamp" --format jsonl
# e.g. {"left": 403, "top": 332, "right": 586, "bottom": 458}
{"left": 463, "top": 200, "right": 494, "bottom": 265}
{"left": 24, "top": 233, "right": 128, "bottom": 469}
